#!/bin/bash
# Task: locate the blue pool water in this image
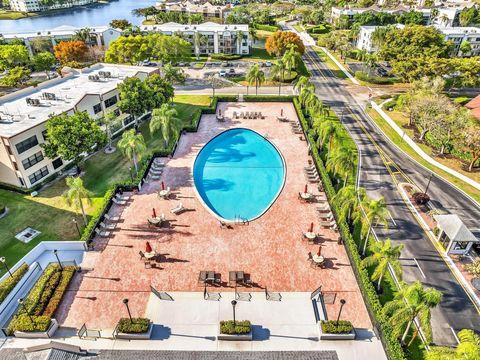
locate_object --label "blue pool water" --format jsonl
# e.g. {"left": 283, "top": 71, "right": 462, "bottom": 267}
{"left": 193, "top": 128, "right": 285, "bottom": 221}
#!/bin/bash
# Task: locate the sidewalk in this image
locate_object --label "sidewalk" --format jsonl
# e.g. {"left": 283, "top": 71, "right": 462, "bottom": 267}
{"left": 174, "top": 85, "right": 294, "bottom": 96}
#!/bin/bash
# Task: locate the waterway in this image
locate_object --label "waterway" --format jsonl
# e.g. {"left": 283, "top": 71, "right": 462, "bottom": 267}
{"left": 0, "top": 0, "right": 156, "bottom": 33}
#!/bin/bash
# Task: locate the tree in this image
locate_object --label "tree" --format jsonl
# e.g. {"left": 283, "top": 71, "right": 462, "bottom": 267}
{"left": 0, "top": 67, "right": 31, "bottom": 87}
{"left": 299, "top": 83, "right": 315, "bottom": 108}
{"left": 360, "top": 196, "right": 390, "bottom": 255}
{"left": 282, "top": 45, "right": 300, "bottom": 77}
{"left": 110, "top": 19, "right": 132, "bottom": 30}
{"left": 54, "top": 40, "right": 89, "bottom": 64}
{"left": 162, "top": 63, "right": 186, "bottom": 84}
{"left": 459, "top": 40, "right": 472, "bottom": 55}
{"left": 30, "top": 38, "right": 53, "bottom": 55}
{"left": 246, "top": 64, "right": 265, "bottom": 95}
{"left": 63, "top": 177, "right": 92, "bottom": 225}
{"left": 103, "top": 109, "right": 118, "bottom": 152}
{"left": 105, "top": 35, "right": 144, "bottom": 64}
{"left": 371, "top": 26, "right": 392, "bottom": 50}
{"left": 326, "top": 147, "right": 357, "bottom": 186}
{"left": 271, "top": 59, "right": 286, "bottom": 95}
{"left": 427, "top": 329, "right": 480, "bottom": 360}
{"left": 0, "top": 44, "right": 29, "bottom": 70}
{"left": 412, "top": 95, "right": 454, "bottom": 141}
{"left": 316, "top": 119, "right": 342, "bottom": 154}
{"left": 363, "top": 239, "right": 403, "bottom": 291}
{"left": 194, "top": 32, "right": 208, "bottom": 60}
{"left": 456, "top": 124, "right": 480, "bottom": 172}
{"left": 118, "top": 129, "right": 146, "bottom": 173}
{"left": 32, "top": 52, "right": 56, "bottom": 79}
{"left": 430, "top": 107, "right": 469, "bottom": 155}
{"left": 293, "top": 76, "right": 310, "bottom": 94}
{"left": 265, "top": 31, "right": 305, "bottom": 57}
{"left": 73, "top": 28, "right": 92, "bottom": 45}
{"left": 332, "top": 185, "right": 367, "bottom": 224}
{"left": 117, "top": 77, "right": 153, "bottom": 127}
{"left": 132, "top": 6, "right": 158, "bottom": 21}
{"left": 43, "top": 112, "right": 106, "bottom": 171}
{"left": 150, "top": 104, "right": 180, "bottom": 149}
{"left": 384, "top": 281, "right": 442, "bottom": 345}
{"left": 144, "top": 73, "right": 174, "bottom": 108}
{"left": 249, "top": 25, "right": 258, "bottom": 45}
{"left": 459, "top": 7, "right": 479, "bottom": 27}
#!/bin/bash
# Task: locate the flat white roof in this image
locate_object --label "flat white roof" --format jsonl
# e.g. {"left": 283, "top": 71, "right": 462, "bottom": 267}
{"left": 0, "top": 25, "right": 117, "bottom": 39}
{"left": 0, "top": 63, "right": 155, "bottom": 138}
{"left": 141, "top": 21, "right": 248, "bottom": 33}
{"left": 438, "top": 26, "right": 480, "bottom": 35}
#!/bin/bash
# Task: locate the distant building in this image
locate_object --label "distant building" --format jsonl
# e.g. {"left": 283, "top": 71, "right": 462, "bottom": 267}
{"left": 0, "top": 26, "right": 122, "bottom": 56}
{"left": 0, "top": 64, "right": 157, "bottom": 190}
{"left": 465, "top": 95, "right": 480, "bottom": 121}
{"left": 155, "top": 0, "right": 231, "bottom": 19}
{"left": 141, "top": 22, "right": 250, "bottom": 55}
{"left": 9, "top": 0, "right": 97, "bottom": 12}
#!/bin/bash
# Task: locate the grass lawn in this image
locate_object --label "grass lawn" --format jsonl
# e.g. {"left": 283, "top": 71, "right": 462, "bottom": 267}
{"left": 0, "top": 10, "right": 36, "bottom": 20}
{"left": 255, "top": 30, "right": 274, "bottom": 40}
{"left": 313, "top": 47, "right": 348, "bottom": 80}
{"left": 367, "top": 108, "right": 480, "bottom": 204}
{"left": 0, "top": 95, "right": 211, "bottom": 275}
{"left": 243, "top": 48, "right": 275, "bottom": 62}
{"left": 293, "top": 24, "right": 305, "bottom": 33}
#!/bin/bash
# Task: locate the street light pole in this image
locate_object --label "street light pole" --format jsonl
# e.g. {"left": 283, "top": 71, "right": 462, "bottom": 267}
{"left": 231, "top": 300, "right": 237, "bottom": 326}
{"left": 123, "top": 298, "right": 132, "bottom": 322}
{"left": 0, "top": 256, "right": 13, "bottom": 277}
{"left": 18, "top": 298, "right": 34, "bottom": 324}
{"left": 53, "top": 250, "right": 63, "bottom": 270}
{"left": 336, "top": 299, "right": 346, "bottom": 327}
{"left": 72, "top": 218, "right": 81, "bottom": 238}
{"left": 424, "top": 173, "right": 433, "bottom": 196}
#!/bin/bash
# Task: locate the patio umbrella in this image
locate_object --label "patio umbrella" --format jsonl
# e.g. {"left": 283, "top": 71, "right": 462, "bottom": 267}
{"left": 317, "top": 246, "right": 322, "bottom": 257}
{"left": 152, "top": 208, "right": 157, "bottom": 218}
{"left": 219, "top": 109, "right": 222, "bottom": 116}
{"left": 281, "top": 108, "right": 283, "bottom": 117}
{"left": 309, "top": 222, "right": 314, "bottom": 232}
{"left": 161, "top": 181, "right": 165, "bottom": 190}
{"left": 146, "top": 241, "right": 152, "bottom": 253}
{"left": 304, "top": 184, "right": 308, "bottom": 193}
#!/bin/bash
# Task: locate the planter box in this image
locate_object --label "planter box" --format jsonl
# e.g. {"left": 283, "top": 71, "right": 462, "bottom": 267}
{"left": 14, "top": 318, "right": 58, "bottom": 339}
{"left": 318, "top": 322, "right": 356, "bottom": 340}
{"left": 115, "top": 322, "right": 153, "bottom": 340}
{"left": 217, "top": 325, "right": 253, "bottom": 341}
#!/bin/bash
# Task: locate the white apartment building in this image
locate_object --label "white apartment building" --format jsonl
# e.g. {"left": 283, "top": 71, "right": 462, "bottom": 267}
{"left": 0, "top": 64, "right": 157, "bottom": 190}
{"left": 141, "top": 22, "right": 250, "bottom": 55}
{"left": 155, "top": 0, "right": 231, "bottom": 19}
{"left": 356, "top": 24, "right": 480, "bottom": 56}
{"left": 9, "top": 0, "right": 97, "bottom": 12}
{"left": 0, "top": 26, "right": 122, "bottom": 56}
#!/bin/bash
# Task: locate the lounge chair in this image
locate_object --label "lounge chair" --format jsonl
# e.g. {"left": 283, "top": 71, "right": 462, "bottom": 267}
{"left": 259, "top": 112, "right": 265, "bottom": 119}
{"left": 316, "top": 204, "right": 330, "bottom": 212}
{"left": 170, "top": 202, "right": 185, "bottom": 215}
{"left": 105, "top": 213, "right": 120, "bottom": 222}
{"left": 153, "top": 159, "right": 165, "bottom": 166}
{"left": 248, "top": 112, "right": 253, "bottom": 119}
{"left": 240, "top": 112, "right": 244, "bottom": 119}
{"left": 149, "top": 173, "right": 161, "bottom": 181}
{"left": 150, "top": 169, "right": 163, "bottom": 176}
{"left": 318, "top": 213, "right": 334, "bottom": 221}
{"left": 100, "top": 221, "right": 116, "bottom": 230}
{"left": 321, "top": 220, "right": 336, "bottom": 227}
{"left": 112, "top": 198, "right": 126, "bottom": 206}
{"left": 95, "top": 228, "right": 110, "bottom": 237}
{"left": 139, "top": 251, "right": 146, "bottom": 260}
{"left": 116, "top": 193, "right": 130, "bottom": 201}
{"left": 331, "top": 223, "right": 338, "bottom": 231}
{"left": 232, "top": 111, "right": 237, "bottom": 119}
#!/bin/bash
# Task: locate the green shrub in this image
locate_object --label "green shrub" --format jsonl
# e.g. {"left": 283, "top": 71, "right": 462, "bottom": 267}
{"left": 220, "top": 320, "right": 251, "bottom": 334}
{"left": 254, "top": 23, "right": 279, "bottom": 32}
{"left": 8, "top": 315, "right": 51, "bottom": 333}
{"left": 306, "top": 23, "right": 331, "bottom": 34}
{"left": 33, "top": 270, "right": 61, "bottom": 315}
{"left": 210, "top": 53, "right": 242, "bottom": 61}
{"left": 273, "top": 70, "right": 298, "bottom": 83}
{"left": 243, "top": 95, "right": 294, "bottom": 102}
{"left": 117, "top": 318, "right": 150, "bottom": 333}
{"left": 321, "top": 320, "right": 353, "bottom": 334}
{"left": 23, "top": 264, "right": 60, "bottom": 314}
{"left": 383, "top": 99, "right": 397, "bottom": 111}
{"left": 0, "top": 263, "right": 29, "bottom": 303}
{"left": 43, "top": 266, "right": 75, "bottom": 317}
{"left": 0, "top": 204, "right": 5, "bottom": 214}
{"left": 355, "top": 71, "right": 397, "bottom": 85}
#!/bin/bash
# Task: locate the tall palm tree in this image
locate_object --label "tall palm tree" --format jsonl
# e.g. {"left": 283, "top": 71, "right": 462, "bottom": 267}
{"left": 103, "top": 109, "right": 118, "bottom": 152}
{"left": 363, "top": 239, "right": 403, "bottom": 291}
{"left": 360, "top": 196, "right": 390, "bottom": 255}
{"left": 384, "top": 281, "right": 442, "bottom": 345}
{"left": 246, "top": 64, "right": 265, "bottom": 95}
{"left": 365, "top": 53, "right": 377, "bottom": 76}
{"left": 282, "top": 46, "right": 299, "bottom": 77}
{"left": 117, "top": 129, "right": 146, "bottom": 173}
{"left": 293, "top": 76, "right": 310, "bottom": 94}
{"left": 426, "top": 329, "right": 480, "bottom": 360}
{"left": 73, "top": 27, "right": 92, "bottom": 45}
{"left": 299, "top": 83, "right": 315, "bottom": 107}
{"left": 63, "top": 176, "right": 92, "bottom": 225}
{"left": 249, "top": 25, "right": 258, "bottom": 46}
{"left": 150, "top": 104, "right": 179, "bottom": 149}
{"left": 326, "top": 146, "right": 358, "bottom": 187}
{"left": 332, "top": 185, "right": 366, "bottom": 224}
{"left": 194, "top": 32, "right": 208, "bottom": 59}
{"left": 316, "top": 119, "right": 342, "bottom": 154}
{"left": 271, "top": 59, "right": 286, "bottom": 96}
{"left": 236, "top": 30, "right": 244, "bottom": 53}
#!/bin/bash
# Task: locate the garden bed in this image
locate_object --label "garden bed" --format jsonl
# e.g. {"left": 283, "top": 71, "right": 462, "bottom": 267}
{"left": 14, "top": 318, "right": 58, "bottom": 339}
{"left": 218, "top": 320, "right": 252, "bottom": 341}
{"left": 319, "top": 320, "right": 355, "bottom": 340}
{"left": 115, "top": 318, "right": 153, "bottom": 340}
{"left": 0, "top": 263, "right": 29, "bottom": 304}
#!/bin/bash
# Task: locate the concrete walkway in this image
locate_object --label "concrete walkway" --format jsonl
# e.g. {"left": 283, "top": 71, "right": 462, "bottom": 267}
{"left": 174, "top": 85, "right": 294, "bottom": 96}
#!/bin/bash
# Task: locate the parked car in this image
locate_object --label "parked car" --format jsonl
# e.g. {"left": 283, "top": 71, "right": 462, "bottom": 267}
{"left": 265, "top": 61, "right": 272, "bottom": 67}
{"left": 219, "top": 69, "right": 227, "bottom": 77}
{"left": 228, "top": 68, "right": 236, "bottom": 75}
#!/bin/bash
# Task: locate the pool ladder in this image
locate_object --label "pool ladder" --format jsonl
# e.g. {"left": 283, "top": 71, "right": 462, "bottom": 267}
{"left": 234, "top": 215, "right": 249, "bottom": 226}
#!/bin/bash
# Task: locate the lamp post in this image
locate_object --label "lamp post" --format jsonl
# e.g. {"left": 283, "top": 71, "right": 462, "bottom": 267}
{"left": 231, "top": 300, "right": 237, "bottom": 326}
{"left": 123, "top": 298, "right": 132, "bottom": 322}
{"left": 18, "top": 298, "right": 34, "bottom": 324}
{"left": 336, "top": 299, "right": 346, "bottom": 327}
{"left": 53, "top": 249, "right": 63, "bottom": 270}
{"left": 72, "top": 218, "right": 81, "bottom": 238}
{"left": 0, "top": 256, "right": 12, "bottom": 277}
{"left": 424, "top": 173, "right": 433, "bottom": 196}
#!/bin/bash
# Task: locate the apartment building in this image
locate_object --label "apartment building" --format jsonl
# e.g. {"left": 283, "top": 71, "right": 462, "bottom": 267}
{"left": 155, "top": 0, "right": 231, "bottom": 19}
{"left": 141, "top": 22, "right": 250, "bottom": 55}
{"left": 9, "top": 0, "right": 97, "bottom": 12}
{"left": 0, "top": 26, "right": 122, "bottom": 56}
{"left": 0, "top": 64, "right": 157, "bottom": 190}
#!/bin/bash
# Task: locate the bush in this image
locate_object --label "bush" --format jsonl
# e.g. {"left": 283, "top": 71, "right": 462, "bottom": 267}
{"left": 9, "top": 315, "right": 51, "bottom": 333}
{"left": 465, "top": 259, "right": 480, "bottom": 278}
{"left": 243, "top": 95, "right": 294, "bottom": 102}
{"left": 220, "top": 320, "right": 251, "bottom": 335}
{"left": 254, "top": 23, "right": 279, "bottom": 32}
{"left": 43, "top": 266, "right": 76, "bottom": 317}
{"left": 355, "top": 71, "right": 397, "bottom": 85}
{"left": 273, "top": 70, "right": 298, "bottom": 83}
{"left": 383, "top": 99, "right": 397, "bottom": 111}
{"left": 321, "top": 320, "right": 353, "bottom": 334}
{"left": 0, "top": 263, "right": 29, "bottom": 303}
{"left": 210, "top": 53, "right": 242, "bottom": 61}
{"left": 117, "top": 318, "right": 150, "bottom": 333}
{"left": 412, "top": 192, "right": 430, "bottom": 205}
{"left": 306, "top": 23, "right": 331, "bottom": 34}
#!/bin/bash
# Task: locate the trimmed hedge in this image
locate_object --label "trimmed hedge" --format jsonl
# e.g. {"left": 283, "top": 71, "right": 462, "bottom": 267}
{"left": 355, "top": 71, "right": 398, "bottom": 85}
{"left": 293, "top": 98, "right": 406, "bottom": 360}
{"left": 254, "top": 23, "right": 279, "bottom": 32}
{"left": 210, "top": 53, "right": 242, "bottom": 61}
{"left": 43, "top": 266, "right": 76, "bottom": 317}
{"left": 9, "top": 314, "right": 51, "bottom": 333}
{"left": 243, "top": 95, "right": 294, "bottom": 102}
{"left": 117, "top": 318, "right": 150, "bottom": 333}
{"left": 220, "top": 320, "right": 251, "bottom": 335}
{"left": 0, "top": 263, "right": 29, "bottom": 303}
{"left": 321, "top": 320, "right": 353, "bottom": 334}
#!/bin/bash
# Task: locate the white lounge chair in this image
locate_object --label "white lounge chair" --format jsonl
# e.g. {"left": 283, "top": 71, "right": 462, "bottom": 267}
{"left": 112, "top": 198, "right": 126, "bottom": 206}
{"left": 116, "top": 194, "right": 130, "bottom": 201}
{"left": 149, "top": 173, "right": 161, "bottom": 180}
{"left": 316, "top": 204, "right": 330, "bottom": 212}
{"left": 100, "top": 221, "right": 116, "bottom": 230}
{"left": 105, "top": 213, "right": 120, "bottom": 222}
{"left": 150, "top": 169, "right": 163, "bottom": 175}
{"left": 170, "top": 202, "right": 185, "bottom": 215}
{"left": 95, "top": 228, "right": 111, "bottom": 237}
{"left": 321, "top": 220, "right": 336, "bottom": 227}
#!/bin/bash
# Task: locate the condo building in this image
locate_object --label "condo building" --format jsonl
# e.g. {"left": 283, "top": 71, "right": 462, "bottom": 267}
{"left": 9, "top": 0, "right": 97, "bottom": 12}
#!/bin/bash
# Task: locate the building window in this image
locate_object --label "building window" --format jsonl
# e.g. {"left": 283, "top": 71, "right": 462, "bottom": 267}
{"left": 104, "top": 95, "right": 118, "bottom": 108}
{"left": 28, "top": 166, "right": 49, "bottom": 184}
{"left": 52, "top": 157, "right": 63, "bottom": 169}
{"left": 15, "top": 135, "right": 39, "bottom": 154}
{"left": 93, "top": 103, "right": 102, "bottom": 114}
{"left": 22, "top": 151, "right": 44, "bottom": 170}
{"left": 42, "top": 130, "right": 48, "bottom": 141}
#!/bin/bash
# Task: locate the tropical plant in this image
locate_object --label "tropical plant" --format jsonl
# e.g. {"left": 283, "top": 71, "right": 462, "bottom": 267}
{"left": 194, "top": 32, "right": 208, "bottom": 59}
{"left": 73, "top": 28, "right": 92, "bottom": 45}
{"left": 332, "top": 185, "right": 367, "bottom": 224}
{"left": 150, "top": 104, "right": 180, "bottom": 149}
{"left": 246, "top": 64, "right": 265, "bottom": 95}
{"left": 465, "top": 259, "right": 480, "bottom": 278}
{"left": 363, "top": 239, "right": 403, "bottom": 291}
{"left": 359, "top": 196, "right": 390, "bottom": 255}
{"left": 384, "top": 281, "right": 442, "bottom": 345}
{"left": 316, "top": 119, "right": 342, "bottom": 154}
{"left": 62, "top": 177, "right": 92, "bottom": 225}
{"left": 326, "top": 146, "right": 358, "bottom": 186}
{"left": 426, "top": 329, "right": 480, "bottom": 360}
{"left": 271, "top": 59, "right": 286, "bottom": 95}
{"left": 103, "top": 110, "right": 118, "bottom": 152}
{"left": 293, "top": 76, "right": 310, "bottom": 94}
{"left": 299, "top": 83, "right": 315, "bottom": 107}
{"left": 117, "top": 129, "right": 146, "bottom": 173}
{"left": 282, "top": 45, "right": 299, "bottom": 77}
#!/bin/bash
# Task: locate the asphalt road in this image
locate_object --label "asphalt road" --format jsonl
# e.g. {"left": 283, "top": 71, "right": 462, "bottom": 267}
{"left": 302, "top": 47, "right": 480, "bottom": 345}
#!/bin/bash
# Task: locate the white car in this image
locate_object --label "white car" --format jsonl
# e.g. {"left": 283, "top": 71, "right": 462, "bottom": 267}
{"left": 219, "top": 70, "right": 227, "bottom": 77}
{"left": 265, "top": 61, "right": 272, "bottom": 67}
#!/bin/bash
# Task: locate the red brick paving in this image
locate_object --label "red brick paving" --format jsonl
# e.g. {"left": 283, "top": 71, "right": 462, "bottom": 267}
{"left": 57, "top": 102, "right": 371, "bottom": 330}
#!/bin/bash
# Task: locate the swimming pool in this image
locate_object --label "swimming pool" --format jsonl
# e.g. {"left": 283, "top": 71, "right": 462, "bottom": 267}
{"left": 193, "top": 128, "right": 285, "bottom": 222}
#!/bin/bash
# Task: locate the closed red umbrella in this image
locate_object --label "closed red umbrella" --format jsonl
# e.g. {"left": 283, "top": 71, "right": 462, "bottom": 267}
{"left": 146, "top": 241, "right": 152, "bottom": 253}
{"left": 304, "top": 184, "right": 308, "bottom": 193}
{"left": 317, "top": 246, "right": 322, "bottom": 257}
{"left": 152, "top": 208, "right": 157, "bottom": 218}
{"left": 161, "top": 181, "right": 165, "bottom": 190}
{"left": 309, "top": 222, "right": 314, "bottom": 232}
{"left": 281, "top": 108, "right": 283, "bottom": 117}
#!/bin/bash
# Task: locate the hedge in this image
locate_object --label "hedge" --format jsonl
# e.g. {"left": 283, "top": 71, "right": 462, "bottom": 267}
{"left": 210, "top": 53, "right": 242, "bottom": 61}
{"left": 43, "top": 266, "right": 76, "bottom": 317}
{"left": 293, "top": 98, "right": 406, "bottom": 360}
{"left": 254, "top": 23, "right": 279, "bottom": 32}
{"left": 321, "top": 320, "right": 353, "bottom": 334}
{"left": 220, "top": 320, "right": 251, "bottom": 334}
{"left": 355, "top": 71, "right": 398, "bottom": 85}
{"left": 0, "top": 263, "right": 29, "bottom": 303}
{"left": 243, "top": 95, "right": 294, "bottom": 102}
{"left": 117, "top": 318, "right": 150, "bottom": 333}
{"left": 8, "top": 315, "right": 51, "bottom": 333}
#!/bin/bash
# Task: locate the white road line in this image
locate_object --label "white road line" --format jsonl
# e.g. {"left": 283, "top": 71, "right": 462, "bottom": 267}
{"left": 413, "top": 258, "right": 427, "bottom": 279}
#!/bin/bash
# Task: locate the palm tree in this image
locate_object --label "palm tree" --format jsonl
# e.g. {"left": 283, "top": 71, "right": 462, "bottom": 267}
{"left": 332, "top": 185, "right": 366, "bottom": 224}
{"left": 360, "top": 196, "right": 390, "bottom": 255}
{"left": 365, "top": 53, "right": 377, "bottom": 76}
{"left": 326, "top": 147, "right": 358, "bottom": 187}
{"left": 371, "top": 26, "right": 391, "bottom": 50}
{"left": 150, "top": 104, "right": 179, "bottom": 149}
{"left": 293, "top": 76, "right": 310, "bottom": 94}
{"left": 103, "top": 109, "right": 118, "bottom": 152}
{"left": 316, "top": 119, "right": 342, "bottom": 154}
{"left": 363, "top": 239, "right": 403, "bottom": 291}
{"left": 73, "top": 27, "right": 92, "bottom": 45}
{"left": 384, "top": 281, "right": 442, "bottom": 345}
{"left": 271, "top": 59, "right": 286, "bottom": 96}
{"left": 117, "top": 129, "right": 146, "bottom": 173}
{"left": 194, "top": 32, "right": 208, "bottom": 60}
{"left": 299, "top": 83, "right": 315, "bottom": 107}
{"left": 63, "top": 176, "right": 92, "bottom": 225}
{"left": 236, "top": 30, "right": 244, "bottom": 54}
{"left": 249, "top": 25, "right": 258, "bottom": 46}
{"left": 426, "top": 329, "right": 480, "bottom": 360}
{"left": 246, "top": 64, "right": 265, "bottom": 95}
{"left": 282, "top": 46, "right": 299, "bottom": 77}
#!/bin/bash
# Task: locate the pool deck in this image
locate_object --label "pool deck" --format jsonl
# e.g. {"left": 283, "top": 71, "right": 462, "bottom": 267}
{"left": 56, "top": 102, "right": 372, "bottom": 333}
